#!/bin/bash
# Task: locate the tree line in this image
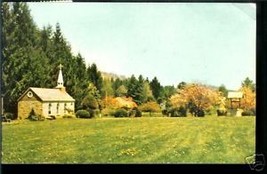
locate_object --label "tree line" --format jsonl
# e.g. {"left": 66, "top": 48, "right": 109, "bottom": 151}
{"left": 1, "top": 2, "right": 256, "bottom": 118}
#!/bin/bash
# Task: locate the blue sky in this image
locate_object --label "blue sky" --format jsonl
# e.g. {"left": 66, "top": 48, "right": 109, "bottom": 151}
{"left": 28, "top": 2, "right": 256, "bottom": 90}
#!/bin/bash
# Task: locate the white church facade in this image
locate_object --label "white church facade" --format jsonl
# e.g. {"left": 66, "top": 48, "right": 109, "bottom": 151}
{"left": 17, "top": 64, "right": 75, "bottom": 119}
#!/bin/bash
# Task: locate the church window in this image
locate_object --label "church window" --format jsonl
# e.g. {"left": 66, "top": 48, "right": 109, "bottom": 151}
{"left": 64, "top": 103, "right": 67, "bottom": 113}
{"left": 56, "top": 103, "right": 59, "bottom": 114}
{"left": 48, "top": 103, "right": 52, "bottom": 114}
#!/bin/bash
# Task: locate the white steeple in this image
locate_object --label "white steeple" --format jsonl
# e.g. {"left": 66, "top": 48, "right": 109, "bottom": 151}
{"left": 56, "top": 64, "right": 65, "bottom": 90}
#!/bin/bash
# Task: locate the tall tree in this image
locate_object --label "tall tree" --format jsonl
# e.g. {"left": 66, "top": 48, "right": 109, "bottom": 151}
{"left": 69, "top": 53, "right": 88, "bottom": 109}
{"left": 87, "top": 63, "right": 103, "bottom": 92}
{"left": 101, "top": 78, "right": 114, "bottom": 98}
{"left": 242, "top": 77, "right": 255, "bottom": 92}
{"left": 177, "top": 81, "right": 187, "bottom": 90}
{"left": 150, "top": 77, "right": 162, "bottom": 101}
{"left": 48, "top": 23, "right": 73, "bottom": 88}
{"left": 240, "top": 86, "right": 256, "bottom": 112}
{"left": 2, "top": 2, "right": 49, "bottom": 115}
{"left": 218, "top": 84, "right": 228, "bottom": 97}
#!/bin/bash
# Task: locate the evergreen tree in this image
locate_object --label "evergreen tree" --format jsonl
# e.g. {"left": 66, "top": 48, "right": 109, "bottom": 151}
{"left": 2, "top": 2, "right": 49, "bottom": 115}
{"left": 149, "top": 77, "right": 162, "bottom": 101}
{"left": 115, "top": 85, "right": 128, "bottom": 97}
{"left": 218, "top": 84, "right": 228, "bottom": 97}
{"left": 242, "top": 77, "right": 255, "bottom": 92}
{"left": 48, "top": 22, "right": 73, "bottom": 88}
{"left": 87, "top": 63, "right": 103, "bottom": 92}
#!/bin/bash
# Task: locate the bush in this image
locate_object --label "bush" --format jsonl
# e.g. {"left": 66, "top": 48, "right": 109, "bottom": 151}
{"left": 81, "top": 94, "right": 99, "bottom": 110}
{"left": 63, "top": 114, "right": 75, "bottom": 119}
{"left": 4, "top": 112, "right": 14, "bottom": 120}
{"left": 138, "top": 102, "right": 161, "bottom": 113}
{"left": 128, "top": 109, "right": 136, "bottom": 117}
{"left": 76, "top": 110, "right": 91, "bottom": 118}
{"left": 102, "top": 108, "right": 116, "bottom": 116}
{"left": 242, "top": 110, "right": 254, "bottom": 116}
{"left": 162, "top": 109, "right": 168, "bottom": 116}
{"left": 196, "top": 109, "right": 205, "bottom": 117}
{"left": 88, "top": 108, "right": 96, "bottom": 118}
{"left": 113, "top": 109, "right": 128, "bottom": 118}
{"left": 217, "top": 109, "right": 227, "bottom": 116}
{"left": 169, "top": 106, "right": 187, "bottom": 117}
{"left": 27, "top": 109, "right": 44, "bottom": 121}
{"left": 135, "top": 109, "right": 142, "bottom": 117}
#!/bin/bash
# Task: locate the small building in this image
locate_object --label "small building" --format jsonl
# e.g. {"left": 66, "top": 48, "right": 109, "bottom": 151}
{"left": 227, "top": 91, "right": 243, "bottom": 116}
{"left": 227, "top": 91, "right": 243, "bottom": 109}
{"left": 17, "top": 64, "right": 75, "bottom": 119}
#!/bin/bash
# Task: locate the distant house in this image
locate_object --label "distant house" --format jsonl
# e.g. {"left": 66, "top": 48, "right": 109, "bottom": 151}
{"left": 17, "top": 64, "right": 75, "bottom": 119}
{"left": 227, "top": 91, "right": 243, "bottom": 109}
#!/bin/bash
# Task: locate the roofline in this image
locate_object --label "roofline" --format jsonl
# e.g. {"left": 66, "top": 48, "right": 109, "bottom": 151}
{"left": 42, "top": 100, "right": 75, "bottom": 102}
{"left": 17, "top": 87, "right": 75, "bottom": 102}
{"left": 17, "top": 87, "right": 43, "bottom": 102}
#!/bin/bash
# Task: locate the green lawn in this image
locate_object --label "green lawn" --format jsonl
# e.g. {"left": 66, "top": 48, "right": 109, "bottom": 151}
{"left": 2, "top": 116, "right": 255, "bottom": 164}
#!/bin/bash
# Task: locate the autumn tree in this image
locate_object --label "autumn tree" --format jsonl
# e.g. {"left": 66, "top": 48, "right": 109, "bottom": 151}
{"left": 240, "top": 86, "right": 256, "bottom": 113}
{"left": 170, "top": 83, "right": 221, "bottom": 117}
{"left": 138, "top": 101, "right": 161, "bottom": 116}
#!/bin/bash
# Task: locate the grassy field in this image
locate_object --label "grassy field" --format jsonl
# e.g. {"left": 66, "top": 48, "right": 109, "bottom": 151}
{"left": 2, "top": 116, "right": 255, "bottom": 164}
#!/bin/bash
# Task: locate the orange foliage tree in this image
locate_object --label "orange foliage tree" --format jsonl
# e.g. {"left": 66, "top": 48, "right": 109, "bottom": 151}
{"left": 138, "top": 101, "right": 161, "bottom": 115}
{"left": 170, "top": 83, "right": 221, "bottom": 116}
{"left": 240, "top": 86, "right": 256, "bottom": 112}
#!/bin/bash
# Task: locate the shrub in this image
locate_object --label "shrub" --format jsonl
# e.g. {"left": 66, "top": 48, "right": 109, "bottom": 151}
{"left": 138, "top": 101, "right": 161, "bottom": 114}
{"left": 81, "top": 94, "right": 99, "bottom": 110}
{"left": 4, "top": 112, "right": 14, "bottom": 120}
{"left": 162, "top": 109, "right": 168, "bottom": 116}
{"left": 88, "top": 108, "right": 96, "bottom": 118}
{"left": 169, "top": 106, "right": 187, "bottom": 117}
{"left": 242, "top": 110, "right": 254, "bottom": 116}
{"left": 102, "top": 108, "right": 116, "bottom": 116}
{"left": 28, "top": 109, "right": 41, "bottom": 121}
{"left": 217, "top": 109, "right": 227, "bottom": 116}
{"left": 128, "top": 109, "right": 136, "bottom": 117}
{"left": 63, "top": 114, "right": 75, "bottom": 119}
{"left": 76, "top": 110, "right": 91, "bottom": 118}
{"left": 135, "top": 109, "right": 142, "bottom": 117}
{"left": 196, "top": 109, "right": 205, "bottom": 117}
{"left": 114, "top": 109, "right": 128, "bottom": 118}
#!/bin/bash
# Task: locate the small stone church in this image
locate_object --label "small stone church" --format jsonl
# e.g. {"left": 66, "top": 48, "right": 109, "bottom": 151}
{"left": 17, "top": 64, "right": 75, "bottom": 119}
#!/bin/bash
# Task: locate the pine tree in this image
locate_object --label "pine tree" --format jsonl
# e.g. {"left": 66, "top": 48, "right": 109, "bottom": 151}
{"left": 2, "top": 2, "right": 48, "bottom": 115}
{"left": 150, "top": 77, "right": 162, "bottom": 101}
{"left": 87, "top": 63, "right": 103, "bottom": 92}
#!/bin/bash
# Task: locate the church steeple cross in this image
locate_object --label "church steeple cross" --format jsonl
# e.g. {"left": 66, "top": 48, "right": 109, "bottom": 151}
{"left": 59, "top": 64, "right": 63, "bottom": 70}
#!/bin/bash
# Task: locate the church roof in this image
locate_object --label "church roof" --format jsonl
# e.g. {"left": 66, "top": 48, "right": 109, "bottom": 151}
{"left": 18, "top": 87, "right": 75, "bottom": 102}
{"left": 227, "top": 91, "right": 243, "bottom": 99}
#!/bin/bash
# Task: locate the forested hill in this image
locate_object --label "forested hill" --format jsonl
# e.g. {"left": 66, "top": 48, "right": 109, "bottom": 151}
{"left": 101, "top": 72, "right": 127, "bottom": 81}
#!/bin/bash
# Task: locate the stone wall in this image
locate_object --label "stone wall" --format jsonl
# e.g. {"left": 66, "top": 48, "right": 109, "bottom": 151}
{"left": 18, "top": 100, "right": 43, "bottom": 119}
